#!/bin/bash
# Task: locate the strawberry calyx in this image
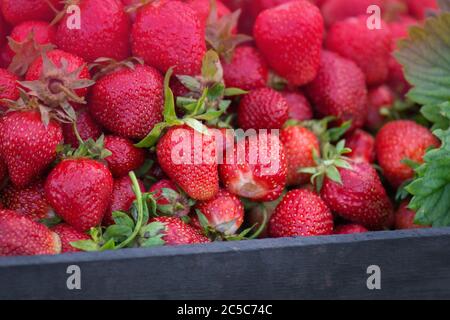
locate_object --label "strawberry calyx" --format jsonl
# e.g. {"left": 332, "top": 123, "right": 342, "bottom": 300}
{"left": 124, "top": 0, "right": 155, "bottom": 13}
{"left": 50, "top": 0, "right": 81, "bottom": 26}
{"left": 89, "top": 56, "right": 144, "bottom": 81}
{"left": 7, "top": 32, "right": 56, "bottom": 77}
{"left": 151, "top": 187, "right": 194, "bottom": 218}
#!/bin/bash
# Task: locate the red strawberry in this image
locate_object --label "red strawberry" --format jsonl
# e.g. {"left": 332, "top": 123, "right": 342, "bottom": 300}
{"left": 346, "top": 129, "right": 375, "bottom": 163}
{"left": 131, "top": 0, "right": 206, "bottom": 76}
{"left": 0, "top": 0, "right": 62, "bottom": 26}
{"left": 305, "top": 51, "right": 368, "bottom": 130}
{"left": 0, "top": 110, "right": 63, "bottom": 188}
{"left": 0, "top": 210, "right": 61, "bottom": 256}
{"left": 321, "top": 161, "right": 394, "bottom": 229}
{"left": 157, "top": 125, "right": 219, "bottom": 201}
{"left": 51, "top": 223, "right": 90, "bottom": 253}
{"left": 219, "top": 131, "right": 287, "bottom": 202}
{"left": 55, "top": 0, "right": 131, "bottom": 63}
{"left": 269, "top": 189, "right": 334, "bottom": 237}
{"left": 334, "top": 223, "right": 368, "bottom": 234}
{"left": 62, "top": 109, "right": 103, "bottom": 148}
{"left": 366, "top": 85, "right": 394, "bottom": 131}
{"left": 147, "top": 216, "right": 210, "bottom": 245}
{"left": 321, "top": 0, "right": 385, "bottom": 26}
{"left": 395, "top": 201, "right": 430, "bottom": 230}
{"left": 45, "top": 158, "right": 113, "bottom": 232}
{"left": 254, "top": 0, "right": 324, "bottom": 86}
{"left": 375, "top": 120, "right": 439, "bottom": 188}
{"left": 1, "top": 180, "right": 53, "bottom": 221}
{"left": 282, "top": 90, "right": 313, "bottom": 122}
{"left": 0, "top": 11, "right": 9, "bottom": 48}
{"left": 280, "top": 125, "right": 320, "bottom": 186}
{"left": 89, "top": 64, "right": 164, "bottom": 140}
{"left": 237, "top": 87, "right": 289, "bottom": 130}
{"left": 0, "top": 156, "right": 7, "bottom": 183}
{"left": 407, "top": 0, "right": 437, "bottom": 20}
{"left": 193, "top": 189, "right": 244, "bottom": 235}
{"left": 0, "top": 68, "right": 19, "bottom": 111}
{"left": 222, "top": 45, "right": 268, "bottom": 91}
{"left": 103, "top": 135, "right": 146, "bottom": 178}
{"left": 185, "top": 0, "right": 231, "bottom": 29}
{"left": 326, "top": 16, "right": 392, "bottom": 86}
{"left": 148, "top": 179, "right": 191, "bottom": 217}
{"left": 103, "top": 176, "right": 145, "bottom": 226}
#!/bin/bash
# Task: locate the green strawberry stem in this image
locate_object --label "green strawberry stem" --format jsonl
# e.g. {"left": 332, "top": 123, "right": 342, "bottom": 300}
{"left": 246, "top": 205, "right": 268, "bottom": 240}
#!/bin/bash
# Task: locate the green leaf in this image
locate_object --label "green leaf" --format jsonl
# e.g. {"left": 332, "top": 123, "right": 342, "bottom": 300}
{"left": 201, "top": 50, "right": 223, "bottom": 83}
{"left": 103, "top": 225, "right": 133, "bottom": 243}
{"left": 184, "top": 118, "right": 209, "bottom": 134}
{"left": 176, "top": 75, "right": 202, "bottom": 92}
{"left": 325, "top": 166, "right": 342, "bottom": 185}
{"left": 112, "top": 211, "right": 135, "bottom": 229}
{"left": 224, "top": 87, "right": 247, "bottom": 96}
{"left": 421, "top": 102, "right": 450, "bottom": 130}
{"left": 134, "top": 122, "right": 169, "bottom": 148}
{"left": 70, "top": 240, "right": 100, "bottom": 252}
{"left": 395, "top": 13, "right": 450, "bottom": 106}
{"left": 163, "top": 67, "right": 178, "bottom": 122}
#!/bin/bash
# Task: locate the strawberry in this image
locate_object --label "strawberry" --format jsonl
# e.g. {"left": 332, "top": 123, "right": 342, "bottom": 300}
{"left": 268, "top": 189, "right": 334, "bottom": 237}
{"left": 0, "top": 157, "right": 7, "bottom": 183}
{"left": 55, "top": 0, "right": 131, "bottom": 63}
{"left": 0, "top": 210, "right": 61, "bottom": 256}
{"left": 280, "top": 125, "right": 320, "bottom": 186}
{"left": 219, "top": 131, "right": 287, "bottom": 202}
{"left": 0, "top": 110, "right": 63, "bottom": 188}
{"left": 282, "top": 91, "right": 313, "bottom": 122}
{"left": 131, "top": 0, "right": 206, "bottom": 76}
{"left": 193, "top": 188, "right": 244, "bottom": 235}
{"left": 366, "top": 85, "right": 394, "bottom": 131}
{"left": 305, "top": 51, "right": 368, "bottom": 131}
{"left": 334, "top": 223, "right": 368, "bottom": 234}
{"left": 406, "top": 0, "right": 437, "bottom": 20}
{"left": 0, "top": 11, "right": 9, "bottom": 48}
{"left": 395, "top": 201, "right": 431, "bottom": 230}
{"left": 51, "top": 223, "right": 90, "bottom": 253}
{"left": 0, "top": 0, "right": 62, "bottom": 26}
{"left": 253, "top": 0, "right": 324, "bottom": 86}
{"left": 185, "top": 0, "right": 231, "bottom": 29}
{"left": 346, "top": 129, "right": 375, "bottom": 163}
{"left": 321, "top": 161, "right": 394, "bottom": 229}
{"left": 103, "top": 135, "right": 146, "bottom": 178}
{"left": 1, "top": 180, "right": 53, "bottom": 221}
{"left": 375, "top": 120, "right": 440, "bottom": 188}
{"left": 146, "top": 216, "right": 210, "bottom": 245}
{"left": 222, "top": 45, "right": 268, "bottom": 91}
{"left": 321, "top": 0, "right": 385, "bottom": 26}
{"left": 157, "top": 125, "right": 219, "bottom": 201}
{"left": 246, "top": 198, "right": 280, "bottom": 238}
{"left": 326, "top": 16, "right": 392, "bottom": 86}
{"left": 89, "top": 64, "right": 164, "bottom": 140}
{"left": 0, "top": 68, "right": 19, "bottom": 111}
{"left": 148, "top": 179, "right": 191, "bottom": 217}
{"left": 62, "top": 109, "right": 103, "bottom": 148}
{"left": 45, "top": 158, "right": 114, "bottom": 232}
{"left": 103, "top": 175, "right": 145, "bottom": 226}
{"left": 237, "top": 87, "right": 289, "bottom": 130}
{"left": 6, "top": 20, "right": 56, "bottom": 76}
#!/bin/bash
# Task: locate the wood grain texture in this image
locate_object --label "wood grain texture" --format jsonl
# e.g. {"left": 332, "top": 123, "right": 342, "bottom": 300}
{"left": 1, "top": 228, "right": 450, "bottom": 300}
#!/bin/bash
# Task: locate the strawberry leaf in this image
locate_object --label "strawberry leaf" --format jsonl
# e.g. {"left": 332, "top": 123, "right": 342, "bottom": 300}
{"left": 421, "top": 101, "right": 450, "bottom": 130}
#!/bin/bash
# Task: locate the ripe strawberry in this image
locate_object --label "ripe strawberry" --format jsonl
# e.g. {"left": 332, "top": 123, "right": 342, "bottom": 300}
{"left": 0, "top": 12, "right": 9, "bottom": 48}
{"left": 334, "top": 223, "right": 368, "bottom": 234}
{"left": 148, "top": 179, "right": 191, "bottom": 217}
{"left": 219, "top": 131, "right": 287, "bottom": 202}
{"left": 346, "top": 129, "right": 375, "bottom": 163}
{"left": 103, "top": 176, "right": 145, "bottom": 226}
{"left": 45, "top": 158, "right": 114, "bottom": 232}
{"left": 395, "top": 201, "right": 430, "bottom": 230}
{"left": 0, "top": 210, "right": 61, "bottom": 256}
{"left": 222, "top": 45, "right": 268, "bottom": 91}
{"left": 376, "top": 120, "right": 439, "bottom": 188}
{"left": 282, "top": 91, "right": 313, "bottom": 122}
{"left": 0, "top": 110, "right": 63, "bottom": 188}
{"left": 321, "top": 0, "right": 385, "bottom": 26}
{"left": 0, "top": 157, "right": 7, "bottom": 183}
{"left": 147, "top": 216, "right": 210, "bottom": 245}
{"left": 0, "top": 0, "right": 62, "bottom": 26}
{"left": 326, "top": 16, "right": 392, "bottom": 86}
{"left": 237, "top": 87, "right": 289, "bottom": 130}
{"left": 407, "top": 0, "right": 437, "bottom": 20}
{"left": 366, "top": 85, "right": 394, "bottom": 131}
{"left": 1, "top": 180, "right": 53, "bottom": 221}
{"left": 89, "top": 64, "right": 164, "bottom": 140}
{"left": 103, "top": 135, "right": 146, "bottom": 178}
{"left": 131, "top": 0, "right": 206, "bottom": 76}
{"left": 55, "top": 0, "right": 131, "bottom": 63}
{"left": 321, "top": 161, "right": 394, "bottom": 229}
{"left": 62, "top": 109, "right": 103, "bottom": 148}
{"left": 253, "top": 0, "right": 324, "bottom": 86}
{"left": 193, "top": 189, "right": 244, "bottom": 235}
{"left": 280, "top": 125, "right": 320, "bottom": 186}
{"left": 269, "top": 189, "right": 334, "bottom": 237}
{"left": 157, "top": 125, "right": 219, "bottom": 201}
{"left": 0, "top": 68, "right": 19, "bottom": 111}
{"left": 305, "top": 51, "right": 368, "bottom": 130}
{"left": 51, "top": 223, "right": 90, "bottom": 253}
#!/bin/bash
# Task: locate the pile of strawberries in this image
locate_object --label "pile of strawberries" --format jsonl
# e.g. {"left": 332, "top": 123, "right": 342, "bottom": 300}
{"left": 0, "top": 0, "right": 440, "bottom": 257}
